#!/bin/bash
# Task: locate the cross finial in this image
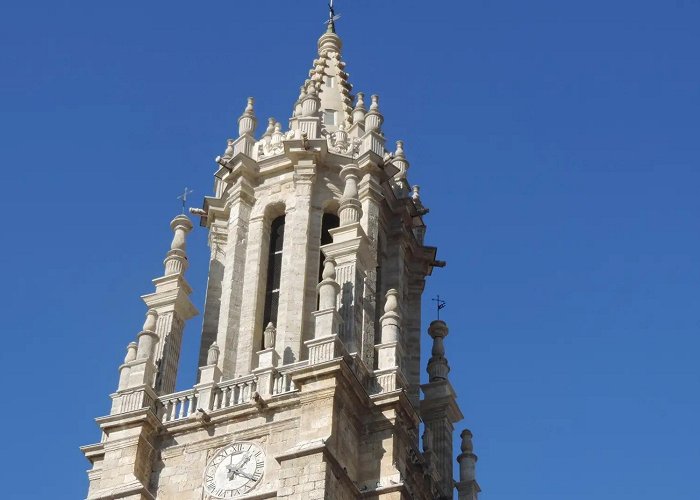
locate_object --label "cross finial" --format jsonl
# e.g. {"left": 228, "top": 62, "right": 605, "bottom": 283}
{"left": 324, "top": 0, "right": 341, "bottom": 32}
{"left": 177, "top": 187, "right": 194, "bottom": 214}
{"left": 432, "top": 294, "right": 446, "bottom": 320}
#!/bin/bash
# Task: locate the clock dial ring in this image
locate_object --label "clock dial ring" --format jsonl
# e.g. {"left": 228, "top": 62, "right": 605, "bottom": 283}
{"left": 204, "top": 441, "right": 265, "bottom": 498}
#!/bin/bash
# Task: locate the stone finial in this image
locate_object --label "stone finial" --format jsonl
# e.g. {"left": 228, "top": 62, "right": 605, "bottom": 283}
{"left": 164, "top": 214, "right": 194, "bottom": 276}
{"left": 457, "top": 429, "right": 478, "bottom": 483}
{"left": 301, "top": 83, "right": 321, "bottom": 117}
{"left": 412, "top": 185, "right": 420, "bottom": 201}
{"left": 223, "top": 138, "right": 235, "bottom": 159}
{"left": 136, "top": 309, "right": 159, "bottom": 360}
{"left": 380, "top": 289, "right": 401, "bottom": 343}
{"left": 427, "top": 319, "right": 450, "bottom": 382}
{"left": 395, "top": 140, "right": 405, "bottom": 158}
{"left": 317, "top": 258, "right": 340, "bottom": 310}
{"left": 271, "top": 121, "right": 284, "bottom": 147}
{"left": 352, "top": 92, "right": 366, "bottom": 123}
{"left": 294, "top": 86, "right": 306, "bottom": 117}
{"left": 264, "top": 117, "right": 276, "bottom": 137}
{"left": 365, "top": 94, "right": 384, "bottom": 132}
{"left": 117, "top": 342, "right": 138, "bottom": 391}
{"left": 206, "top": 342, "right": 220, "bottom": 366}
{"left": 237, "top": 97, "right": 257, "bottom": 137}
{"left": 461, "top": 429, "right": 474, "bottom": 454}
{"left": 392, "top": 140, "right": 410, "bottom": 181}
{"left": 142, "top": 308, "right": 158, "bottom": 332}
{"left": 263, "top": 322, "right": 277, "bottom": 349}
{"left": 124, "top": 342, "right": 138, "bottom": 363}
{"left": 318, "top": 28, "right": 342, "bottom": 56}
{"left": 338, "top": 165, "right": 363, "bottom": 225}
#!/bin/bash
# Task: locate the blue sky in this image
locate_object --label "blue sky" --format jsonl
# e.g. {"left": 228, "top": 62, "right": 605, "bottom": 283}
{"left": 1, "top": 1, "right": 699, "bottom": 498}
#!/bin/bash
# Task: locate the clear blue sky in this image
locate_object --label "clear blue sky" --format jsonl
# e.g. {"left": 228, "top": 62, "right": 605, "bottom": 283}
{"left": 1, "top": 1, "right": 698, "bottom": 498}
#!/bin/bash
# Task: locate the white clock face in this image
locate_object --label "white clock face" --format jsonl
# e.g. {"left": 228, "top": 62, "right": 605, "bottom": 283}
{"left": 204, "top": 441, "right": 265, "bottom": 498}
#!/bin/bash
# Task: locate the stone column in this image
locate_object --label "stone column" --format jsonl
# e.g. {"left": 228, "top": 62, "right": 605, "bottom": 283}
{"left": 456, "top": 429, "right": 481, "bottom": 500}
{"left": 276, "top": 158, "right": 316, "bottom": 364}
{"left": 420, "top": 320, "right": 463, "bottom": 499}
{"left": 234, "top": 215, "right": 269, "bottom": 377}
{"left": 212, "top": 180, "right": 254, "bottom": 378}
{"left": 141, "top": 215, "right": 198, "bottom": 395}
{"left": 321, "top": 165, "right": 375, "bottom": 359}
{"left": 358, "top": 172, "right": 383, "bottom": 370}
{"left": 196, "top": 217, "right": 227, "bottom": 371}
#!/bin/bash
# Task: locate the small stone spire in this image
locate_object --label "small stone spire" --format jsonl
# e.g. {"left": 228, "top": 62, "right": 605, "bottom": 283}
{"left": 365, "top": 94, "right": 384, "bottom": 132}
{"left": 338, "top": 164, "right": 363, "bottom": 225}
{"left": 136, "top": 309, "right": 159, "bottom": 360}
{"left": 271, "top": 121, "right": 284, "bottom": 148}
{"left": 238, "top": 97, "right": 257, "bottom": 137}
{"left": 164, "top": 214, "right": 194, "bottom": 276}
{"left": 294, "top": 86, "right": 306, "bottom": 117}
{"left": 393, "top": 140, "right": 410, "bottom": 176}
{"left": 352, "top": 92, "right": 366, "bottom": 123}
{"left": 117, "top": 342, "right": 138, "bottom": 391}
{"left": 263, "top": 117, "right": 276, "bottom": 138}
{"left": 222, "top": 139, "right": 235, "bottom": 159}
{"left": 307, "top": 256, "right": 344, "bottom": 363}
{"left": 301, "top": 84, "right": 321, "bottom": 117}
{"left": 456, "top": 429, "right": 481, "bottom": 500}
{"left": 427, "top": 320, "right": 450, "bottom": 382}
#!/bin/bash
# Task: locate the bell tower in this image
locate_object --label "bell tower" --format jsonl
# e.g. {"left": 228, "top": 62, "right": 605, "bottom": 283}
{"left": 82, "top": 15, "right": 480, "bottom": 500}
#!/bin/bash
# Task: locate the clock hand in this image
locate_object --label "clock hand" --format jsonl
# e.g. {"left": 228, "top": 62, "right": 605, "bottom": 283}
{"left": 226, "top": 453, "right": 252, "bottom": 479}
{"left": 226, "top": 453, "right": 250, "bottom": 479}
{"left": 233, "top": 469, "right": 256, "bottom": 481}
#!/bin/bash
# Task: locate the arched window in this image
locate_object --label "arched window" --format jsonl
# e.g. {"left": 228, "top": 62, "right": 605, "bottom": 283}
{"left": 318, "top": 213, "right": 340, "bottom": 282}
{"left": 263, "top": 216, "right": 285, "bottom": 330}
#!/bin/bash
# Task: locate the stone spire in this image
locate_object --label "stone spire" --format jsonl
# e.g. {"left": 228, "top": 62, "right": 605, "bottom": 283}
{"left": 456, "top": 429, "right": 481, "bottom": 500}
{"left": 294, "top": 25, "right": 354, "bottom": 134}
{"left": 421, "top": 319, "right": 463, "bottom": 499}
{"left": 141, "top": 214, "right": 199, "bottom": 395}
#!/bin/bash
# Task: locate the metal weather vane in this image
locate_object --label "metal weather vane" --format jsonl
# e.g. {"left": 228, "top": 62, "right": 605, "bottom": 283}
{"left": 432, "top": 294, "right": 446, "bottom": 320}
{"left": 177, "top": 187, "right": 194, "bottom": 214}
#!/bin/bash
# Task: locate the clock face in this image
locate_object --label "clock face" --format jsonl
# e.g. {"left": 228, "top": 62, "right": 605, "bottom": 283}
{"left": 204, "top": 441, "right": 265, "bottom": 498}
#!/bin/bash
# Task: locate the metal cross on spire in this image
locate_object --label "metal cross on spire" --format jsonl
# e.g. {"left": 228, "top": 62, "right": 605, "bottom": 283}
{"left": 324, "top": 0, "right": 341, "bottom": 32}
{"left": 177, "top": 187, "right": 194, "bottom": 214}
{"left": 432, "top": 294, "right": 446, "bottom": 320}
